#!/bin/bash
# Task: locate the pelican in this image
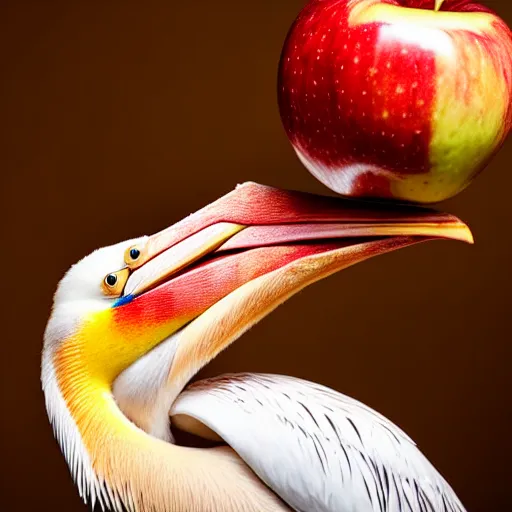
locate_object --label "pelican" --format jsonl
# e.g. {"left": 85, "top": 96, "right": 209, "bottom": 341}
{"left": 42, "top": 182, "right": 473, "bottom": 512}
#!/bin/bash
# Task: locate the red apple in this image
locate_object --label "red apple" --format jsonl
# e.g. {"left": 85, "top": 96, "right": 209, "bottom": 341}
{"left": 278, "top": 0, "right": 512, "bottom": 203}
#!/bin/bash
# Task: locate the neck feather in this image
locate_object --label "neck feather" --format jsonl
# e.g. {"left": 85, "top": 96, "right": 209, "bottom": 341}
{"left": 42, "top": 341, "right": 286, "bottom": 512}
{"left": 41, "top": 347, "right": 115, "bottom": 509}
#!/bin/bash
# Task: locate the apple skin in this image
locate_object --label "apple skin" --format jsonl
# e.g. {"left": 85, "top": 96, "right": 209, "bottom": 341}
{"left": 278, "top": 0, "right": 512, "bottom": 203}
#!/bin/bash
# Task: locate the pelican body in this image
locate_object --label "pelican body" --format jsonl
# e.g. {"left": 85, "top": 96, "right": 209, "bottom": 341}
{"left": 42, "top": 182, "right": 472, "bottom": 511}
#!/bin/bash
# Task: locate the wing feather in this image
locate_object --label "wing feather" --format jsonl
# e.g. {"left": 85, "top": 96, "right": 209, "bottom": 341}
{"left": 171, "top": 373, "right": 465, "bottom": 512}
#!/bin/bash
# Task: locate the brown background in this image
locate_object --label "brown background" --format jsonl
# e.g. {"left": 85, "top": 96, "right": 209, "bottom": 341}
{"left": 1, "top": 1, "right": 511, "bottom": 510}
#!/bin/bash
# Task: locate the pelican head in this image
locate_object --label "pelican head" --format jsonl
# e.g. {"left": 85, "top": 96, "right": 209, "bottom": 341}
{"left": 42, "top": 182, "right": 472, "bottom": 511}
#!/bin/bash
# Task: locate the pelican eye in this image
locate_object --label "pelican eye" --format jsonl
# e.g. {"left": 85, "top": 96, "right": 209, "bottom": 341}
{"left": 101, "top": 268, "right": 130, "bottom": 297}
{"left": 105, "top": 274, "right": 117, "bottom": 286}
{"left": 124, "top": 245, "right": 144, "bottom": 268}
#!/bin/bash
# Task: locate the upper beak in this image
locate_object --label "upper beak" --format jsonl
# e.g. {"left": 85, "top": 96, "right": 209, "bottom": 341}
{"left": 122, "top": 182, "right": 472, "bottom": 298}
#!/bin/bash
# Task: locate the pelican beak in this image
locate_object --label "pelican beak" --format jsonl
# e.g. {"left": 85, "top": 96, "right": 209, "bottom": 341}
{"left": 114, "top": 182, "right": 472, "bottom": 386}
{"left": 122, "top": 182, "right": 471, "bottom": 298}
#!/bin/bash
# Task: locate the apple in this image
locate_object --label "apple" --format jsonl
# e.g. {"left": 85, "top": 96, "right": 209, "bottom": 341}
{"left": 278, "top": 0, "right": 512, "bottom": 203}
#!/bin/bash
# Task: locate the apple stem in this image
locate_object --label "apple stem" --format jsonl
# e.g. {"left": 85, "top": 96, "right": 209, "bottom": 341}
{"left": 434, "top": 0, "right": 445, "bottom": 10}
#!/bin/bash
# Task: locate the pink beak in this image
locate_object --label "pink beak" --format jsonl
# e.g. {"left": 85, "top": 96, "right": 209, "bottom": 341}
{"left": 123, "top": 182, "right": 471, "bottom": 291}
{"left": 114, "top": 182, "right": 471, "bottom": 338}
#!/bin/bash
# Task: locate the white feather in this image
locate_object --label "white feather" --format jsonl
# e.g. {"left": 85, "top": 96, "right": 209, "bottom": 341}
{"left": 171, "top": 373, "right": 466, "bottom": 512}
{"left": 113, "top": 333, "right": 180, "bottom": 442}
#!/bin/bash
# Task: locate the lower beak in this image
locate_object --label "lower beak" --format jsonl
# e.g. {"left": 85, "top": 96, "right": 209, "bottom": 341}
{"left": 115, "top": 182, "right": 472, "bottom": 388}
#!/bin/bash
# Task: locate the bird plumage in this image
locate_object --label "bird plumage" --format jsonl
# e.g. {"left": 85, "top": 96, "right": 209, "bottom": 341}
{"left": 172, "top": 373, "right": 465, "bottom": 512}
